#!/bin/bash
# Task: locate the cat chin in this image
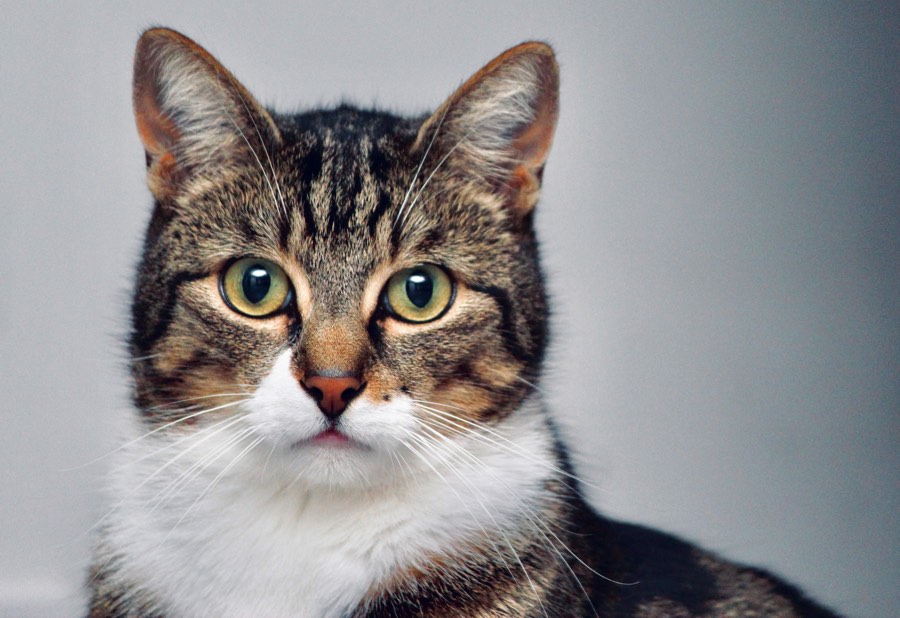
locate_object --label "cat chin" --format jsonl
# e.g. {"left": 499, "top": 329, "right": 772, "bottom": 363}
{"left": 257, "top": 435, "right": 403, "bottom": 491}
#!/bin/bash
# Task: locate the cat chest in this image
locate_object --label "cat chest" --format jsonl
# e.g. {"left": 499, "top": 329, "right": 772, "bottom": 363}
{"left": 114, "top": 468, "right": 490, "bottom": 617}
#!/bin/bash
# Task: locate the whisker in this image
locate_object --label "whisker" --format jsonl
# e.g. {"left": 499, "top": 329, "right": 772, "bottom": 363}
{"left": 397, "top": 125, "right": 477, "bottom": 233}
{"left": 394, "top": 104, "right": 450, "bottom": 229}
{"left": 397, "top": 431, "right": 537, "bottom": 613}
{"left": 147, "top": 424, "right": 257, "bottom": 514}
{"left": 230, "top": 84, "right": 289, "bottom": 219}
{"left": 415, "top": 420, "right": 598, "bottom": 615}
{"left": 83, "top": 413, "right": 251, "bottom": 538}
{"left": 515, "top": 375, "right": 546, "bottom": 394}
{"left": 63, "top": 397, "right": 253, "bottom": 471}
{"left": 161, "top": 433, "right": 264, "bottom": 544}
{"left": 411, "top": 399, "right": 605, "bottom": 496}
{"left": 203, "top": 71, "right": 284, "bottom": 221}
{"left": 417, "top": 404, "right": 614, "bottom": 538}
{"left": 417, "top": 417, "right": 635, "bottom": 591}
{"left": 145, "top": 392, "right": 253, "bottom": 413}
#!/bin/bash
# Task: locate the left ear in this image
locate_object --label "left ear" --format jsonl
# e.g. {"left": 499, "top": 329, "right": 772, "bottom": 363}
{"left": 132, "top": 28, "right": 282, "bottom": 203}
{"left": 416, "top": 42, "right": 559, "bottom": 219}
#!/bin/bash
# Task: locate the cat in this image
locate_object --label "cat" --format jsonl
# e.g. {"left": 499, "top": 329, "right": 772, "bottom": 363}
{"left": 87, "top": 27, "right": 841, "bottom": 617}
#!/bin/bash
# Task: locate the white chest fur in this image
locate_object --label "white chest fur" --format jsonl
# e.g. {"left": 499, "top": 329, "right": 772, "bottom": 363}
{"left": 102, "top": 389, "right": 556, "bottom": 618}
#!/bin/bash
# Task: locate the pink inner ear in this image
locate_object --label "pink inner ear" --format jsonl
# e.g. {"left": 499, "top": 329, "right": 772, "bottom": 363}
{"left": 513, "top": 78, "right": 558, "bottom": 172}
{"left": 134, "top": 89, "right": 180, "bottom": 162}
{"left": 134, "top": 88, "right": 186, "bottom": 199}
{"left": 516, "top": 114, "right": 555, "bottom": 171}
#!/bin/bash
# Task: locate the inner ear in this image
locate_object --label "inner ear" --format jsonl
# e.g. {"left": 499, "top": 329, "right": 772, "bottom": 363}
{"left": 133, "top": 82, "right": 186, "bottom": 196}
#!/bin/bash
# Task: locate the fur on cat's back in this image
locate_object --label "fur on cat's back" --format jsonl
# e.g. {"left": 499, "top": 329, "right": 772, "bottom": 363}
{"left": 87, "top": 27, "right": 841, "bottom": 617}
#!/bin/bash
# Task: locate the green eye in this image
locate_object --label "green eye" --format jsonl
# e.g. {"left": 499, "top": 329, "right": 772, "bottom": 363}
{"left": 383, "top": 264, "right": 454, "bottom": 323}
{"left": 220, "top": 257, "right": 292, "bottom": 318}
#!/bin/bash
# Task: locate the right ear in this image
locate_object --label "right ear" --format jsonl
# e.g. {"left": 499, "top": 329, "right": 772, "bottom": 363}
{"left": 133, "top": 28, "right": 281, "bottom": 201}
{"left": 413, "top": 42, "right": 559, "bottom": 222}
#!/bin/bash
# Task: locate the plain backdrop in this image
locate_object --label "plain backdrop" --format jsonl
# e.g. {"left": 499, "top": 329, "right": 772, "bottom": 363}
{"left": 1, "top": 3, "right": 897, "bottom": 616}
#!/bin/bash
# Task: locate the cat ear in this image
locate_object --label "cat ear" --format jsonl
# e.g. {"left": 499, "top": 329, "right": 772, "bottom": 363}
{"left": 132, "top": 28, "right": 281, "bottom": 201}
{"left": 416, "top": 42, "right": 559, "bottom": 219}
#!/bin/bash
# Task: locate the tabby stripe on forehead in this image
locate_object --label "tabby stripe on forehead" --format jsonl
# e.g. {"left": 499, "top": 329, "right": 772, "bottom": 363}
{"left": 276, "top": 207, "right": 292, "bottom": 252}
{"left": 366, "top": 145, "right": 394, "bottom": 238}
{"left": 328, "top": 162, "right": 360, "bottom": 232}
{"left": 133, "top": 270, "right": 209, "bottom": 351}
{"left": 367, "top": 190, "right": 392, "bottom": 239}
{"left": 469, "top": 284, "right": 535, "bottom": 365}
{"left": 297, "top": 145, "right": 323, "bottom": 238}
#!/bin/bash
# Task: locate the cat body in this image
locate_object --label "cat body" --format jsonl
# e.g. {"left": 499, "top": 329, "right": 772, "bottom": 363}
{"left": 88, "top": 28, "right": 839, "bottom": 617}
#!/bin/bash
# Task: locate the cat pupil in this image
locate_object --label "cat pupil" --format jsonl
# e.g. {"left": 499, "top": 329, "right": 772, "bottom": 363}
{"left": 406, "top": 272, "right": 433, "bottom": 308}
{"left": 242, "top": 266, "right": 271, "bottom": 304}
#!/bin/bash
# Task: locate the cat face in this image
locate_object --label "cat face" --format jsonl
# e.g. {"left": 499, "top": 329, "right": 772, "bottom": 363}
{"left": 129, "top": 29, "right": 558, "bottom": 488}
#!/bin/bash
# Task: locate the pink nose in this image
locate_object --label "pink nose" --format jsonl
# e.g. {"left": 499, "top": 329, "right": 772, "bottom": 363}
{"left": 301, "top": 375, "right": 363, "bottom": 419}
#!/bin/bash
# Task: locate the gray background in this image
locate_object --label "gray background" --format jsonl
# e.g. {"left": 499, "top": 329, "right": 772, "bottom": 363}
{"left": 1, "top": 2, "right": 897, "bottom": 616}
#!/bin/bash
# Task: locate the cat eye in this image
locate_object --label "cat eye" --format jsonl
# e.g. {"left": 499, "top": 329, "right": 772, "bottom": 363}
{"left": 383, "top": 264, "right": 454, "bottom": 323}
{"left": 220, "top": 257, "right": 292, "bottom": 318}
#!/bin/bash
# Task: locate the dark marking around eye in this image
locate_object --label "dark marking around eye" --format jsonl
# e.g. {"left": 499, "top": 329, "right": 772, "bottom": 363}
{"left": 468, "top": 283, "right": 535, "bottom": 365}
{"left": 132, "top": 270, "right": 210, "bottom": 352}
{"left": 287, "top": 318, "right": 302, "bottom": 346}
{"left": 366, "top": 319, "right": 386, "bottom": 353}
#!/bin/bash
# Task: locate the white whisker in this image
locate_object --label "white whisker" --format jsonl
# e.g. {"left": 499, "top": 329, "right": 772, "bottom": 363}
{"left": 415, "top": 419, "right": 600, "bottom": 614}
{"left": 83, "top": 413, "right": 251, "bottom": 538}
{"left": 411, "top": 399, "right": 605, "bottom": 496}
{"left": 397, "top": 434, "right": 528, "bottom": 605}
{"left": 417, "top": 414, "right": 635, "bottom": 591}
{"left": 203, "top": 71, "right": 284, "bottom": 222}
{"left": 147, "top": 424, "right": 257, "bottom": 514}
{"left": 397, "top": 126, "right": 476, "bottom": 233}
{"left": 64, "top": 397, "right": 252, "bottom": 471}
{"left": 161, "top": 433, "right": 264, "bottom": 544}
{"left": 401, "top": 428, "right": 549, "bottom": 617}
{"left": 394, "top": 104, "right": 450, "bottom": 229}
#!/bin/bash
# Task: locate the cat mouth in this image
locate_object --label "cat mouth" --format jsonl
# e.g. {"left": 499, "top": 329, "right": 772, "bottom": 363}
{"left": 297, "top": 427, "right": 367, "bottom": 450}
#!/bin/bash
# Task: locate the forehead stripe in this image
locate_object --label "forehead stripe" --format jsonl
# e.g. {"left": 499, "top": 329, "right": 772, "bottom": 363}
{"left": 297, "top": 144, "right": 323, "bottom": 238}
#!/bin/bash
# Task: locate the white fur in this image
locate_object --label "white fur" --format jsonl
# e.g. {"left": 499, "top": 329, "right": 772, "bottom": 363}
{"left": 103, "top": 351, "right": 557, "bottom": 617}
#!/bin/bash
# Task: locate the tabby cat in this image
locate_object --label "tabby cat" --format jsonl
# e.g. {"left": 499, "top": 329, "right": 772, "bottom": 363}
{"left": 87, "top": 27, "right": 841, "bottom": 617}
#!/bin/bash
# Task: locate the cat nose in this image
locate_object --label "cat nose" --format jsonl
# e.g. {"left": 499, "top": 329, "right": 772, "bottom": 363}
{"left": 301, "top": 374, "right": 364, "bottom": 419}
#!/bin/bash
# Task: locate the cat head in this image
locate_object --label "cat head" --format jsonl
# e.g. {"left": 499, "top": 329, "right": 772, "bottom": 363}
{"left": 129, "top": 28, "right": 559, "bottom": 488}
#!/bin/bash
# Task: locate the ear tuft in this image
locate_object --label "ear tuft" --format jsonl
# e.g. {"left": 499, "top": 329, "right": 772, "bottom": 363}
{"left": 132, "top": 28, "right": 281, "bottom": 201}
{"left": 417, "top": 42, "right": 559, "bottom": 219}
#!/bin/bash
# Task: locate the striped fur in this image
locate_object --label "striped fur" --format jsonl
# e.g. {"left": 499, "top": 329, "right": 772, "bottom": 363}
{"left": 87, "top": 28, "right": 840, "bottom": 617}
